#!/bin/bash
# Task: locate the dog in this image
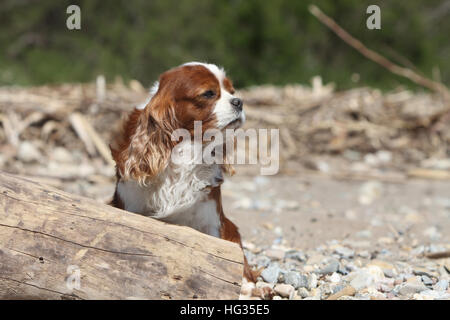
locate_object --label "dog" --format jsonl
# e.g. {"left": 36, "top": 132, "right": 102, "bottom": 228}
{"left": 110, "top": 62, "right": 258, "bottom": 282}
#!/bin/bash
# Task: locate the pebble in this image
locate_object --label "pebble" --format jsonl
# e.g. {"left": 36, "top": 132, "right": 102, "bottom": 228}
{"left": 264, "top": 249, "right": 285, "bottom": 260}
{"left": 358, "top": 181, "right": 383, "bottom": 205}
{"left": 398, "top": 283, "right": 428, "bottom": 295}
{"left": 285, "top": 250, "right": 306, "bottom": 262}
{"left": 261, "top": 264, "right": 280, "bottom": 283}
{"left": 306, "top": 274, "right": 318, "bottom": 290}
{"left": 274, "top": 284, "right": 295, "bottom": 299}
{"left": 284, "top": 271, "right": 308, "bottom": 289}
{"left": 318, "top": 259, "right": 340, "bottom": 275}
{"left": 297, "top": 287, "right": 309, "bottom": 298}
{"left": 244, "top": 238, "right": 449, "bottom": 300}
{"left": 421, "top": 275, "right": 433, "bottom": 286}
{"left": 334, "top": 246, "right": 354, "bottom": 258}
{"left": 326, "top": 285, "right": 356, "bottom": 300}
{"left": 17, "top": 141, "right": 41, "bottom": 163}
{"left": 330, "top": 272, "right": 341, "bottom": 283}
{"left": 434, "top": 279, "right": 448, "bottom": 291}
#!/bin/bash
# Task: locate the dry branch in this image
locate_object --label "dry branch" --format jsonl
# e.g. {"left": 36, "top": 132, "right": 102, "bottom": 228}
{"left": 0, "top": 171, "right": 244, "bottom": 300}
{"left": 308, "top": 5, "right": 450, "bottom": 100}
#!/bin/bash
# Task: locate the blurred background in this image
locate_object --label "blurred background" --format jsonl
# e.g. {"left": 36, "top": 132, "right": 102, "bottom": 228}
{"left": 1, "top": 0, "right": 449, "bottom": 89}
{"left": 0, "top": 1, "right": 449, "bottom": 300}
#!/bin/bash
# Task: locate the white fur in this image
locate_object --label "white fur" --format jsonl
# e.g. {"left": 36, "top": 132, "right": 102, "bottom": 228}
{"left": 118, "top": 142, "right": 223, "bottom": 237}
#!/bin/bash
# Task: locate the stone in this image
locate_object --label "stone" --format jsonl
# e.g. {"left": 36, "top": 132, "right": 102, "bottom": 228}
{"left": 421, "top": 275, "right": 433, "bottom": 286}
{"left": 434, "top": 279, "right": 449, "bottom": 291}
{"left": 52, "top": 147, "right": 74, "bottom": 163}
{"left": 285, "top": 250, "right": 306, "bottom": 262}
{"left": 398, "top": 283, "right": 428, "bottom": 296}
{"left": 306, "top": 273, "right": 318, "bottom": 290}
{"left": 329, "top": 272, "right": 341, "bottom": 283}
{"left": 255, "top": 255, "right": 271, "bottom": 268}
{"left": 284, "top": 271, "right": 308, "bottom": 289}
{"left": 349, "top": 266, "right": 384, "bottom": 291}
{"left": 334, "top": 246, "right": 354, "bottom": 258}
{"left": 350, "top": 271, "right": 373, "bottom": 291}
{"left": 297, "top": 287, "right": 309, "bottom": 298}
{"left": 261, "top": 264, "right": 280, "bottom": 283}
{"left": 17, "top": 141, "right": 41, "bottom": 163}
{"left": 358, "top": 181, "right": 383, "bottom": 205}
{"left": 326, "top": 286, "right": 356, "bottom": 300}
{"left": 274, "top": 284, "right": 295, "bottom": 299}
{"left": 318, "top": 259, "right": 340, "bottom": 275}
{"left": 264, "top": 249, "right": 285, "bottom": 260}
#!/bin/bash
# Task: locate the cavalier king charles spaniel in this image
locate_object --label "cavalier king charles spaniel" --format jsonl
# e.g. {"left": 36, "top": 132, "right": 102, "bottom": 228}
{"left": 110, "top": 62, "right": 258, "bottom": 282}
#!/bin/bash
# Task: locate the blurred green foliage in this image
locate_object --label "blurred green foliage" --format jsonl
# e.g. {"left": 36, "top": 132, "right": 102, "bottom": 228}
{"left": 0, "top": 0, "right": 449, "bottom": 90}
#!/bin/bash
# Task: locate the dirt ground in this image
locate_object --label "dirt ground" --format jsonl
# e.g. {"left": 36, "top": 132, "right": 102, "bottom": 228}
{"left": 223, "top": 169, "right": 450, "bottom": 253}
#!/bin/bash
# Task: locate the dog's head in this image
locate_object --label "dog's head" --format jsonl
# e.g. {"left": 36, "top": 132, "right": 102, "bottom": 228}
{"left": 111, "top": 62, "right": 244, "bottom": 184}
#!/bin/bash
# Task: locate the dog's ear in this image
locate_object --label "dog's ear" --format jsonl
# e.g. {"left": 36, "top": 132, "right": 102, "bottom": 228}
{"left": 111, "top": 97, "right": 178, "bottom": 185}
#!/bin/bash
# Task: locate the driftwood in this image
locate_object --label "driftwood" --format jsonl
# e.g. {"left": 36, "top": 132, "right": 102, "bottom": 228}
{"left": 0, "top": 171, "right": 244, "bottom": 300}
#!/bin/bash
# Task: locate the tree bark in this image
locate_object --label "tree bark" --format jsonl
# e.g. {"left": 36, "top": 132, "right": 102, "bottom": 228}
{"left": 0, "top": 171, "right": 243, "bottom": 300}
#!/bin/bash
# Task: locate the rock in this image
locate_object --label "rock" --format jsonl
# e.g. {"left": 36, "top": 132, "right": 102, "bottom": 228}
{"left": 326, "top": 285, "right": 356, "bottom": 300}
{"left": 261, "top": 264, "right": 280, "bottom": 283}
{"left": 350, "top": 271, "right": 373, "bottom": 291}
{"left": 306, "top": 273, "right": 318, "bottom": 290}
{"left": 434, "top": 279, "right": 449, "bottom": 291}
{"left": 285, "top": 250, "right": 306, "bottom": 262}
{"left": 421, "top": 275, "right": 433, "bottom": 286}
{"left": 254, "top": 255, "right": 271, "bottom": 268}
{"left": 264, "top": 249, "right": 285, "bottom": 260}
{"left": 284, "top": 271, "right": 308, "bottom": 289}
{"left": 367, "top": 260, "right": 396, "bottom": 278}
{"left": 329, "top": 272, "right": 341, "bottom": 283}
{"left": 17, "top": 141, "right": 41, "bottom": 163}
{"left": 358, "top": 250, "right": 371, "bottom": 259}
{"left": 318, "top": 259, "right": 340, "bottom": 275}
{"left": 306, "top": 254, "right": 326, "bottom": 265}
{"left": 349, "top": 266, "right": 384, "bottom": 291}
{"left": 398, "top": 283, "right": 428, "bottom": 296}
{"left": 273, "top": 226, "right": 283, "bottom": 236}
{"left": 355, "top": 230, "right": 372, "bottom": 238}
{"left": 423, "top": 226, "right": 441, "bottom": 240}
{"left": 52, "top": 147, "right": 74, "bottom": 163}
{"left": 414, "top": 290, "right": 450, "bottom": 300}
{"left": 358, "top": 181, "right": 383, "bottom": 205}
{"left": 334, "top": 246, "right": 354, "bottom": 258}
{"left": 297, "top": 287, "right": 309, "bottom": 298}
{"left": 274, "top": 284, "right": 295, "bottom": 299}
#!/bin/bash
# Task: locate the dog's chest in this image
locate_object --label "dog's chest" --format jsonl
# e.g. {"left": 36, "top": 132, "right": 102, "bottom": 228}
{"left": 117, "top": 163, "right": 222, "bottom": 237}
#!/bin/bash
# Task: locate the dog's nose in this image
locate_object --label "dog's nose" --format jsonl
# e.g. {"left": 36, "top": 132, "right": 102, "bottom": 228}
{"left": 230, "top": 98, "right": 243, "bottom": 111}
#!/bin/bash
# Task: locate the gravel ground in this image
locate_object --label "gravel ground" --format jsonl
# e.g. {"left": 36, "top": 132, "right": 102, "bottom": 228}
{"left": 221, "top": 171, "right": 450, "bottom": 300}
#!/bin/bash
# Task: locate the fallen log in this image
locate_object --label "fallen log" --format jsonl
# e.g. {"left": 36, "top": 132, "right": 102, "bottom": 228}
{"left": 0, "top": 171, "right": 244, "bottom": 300}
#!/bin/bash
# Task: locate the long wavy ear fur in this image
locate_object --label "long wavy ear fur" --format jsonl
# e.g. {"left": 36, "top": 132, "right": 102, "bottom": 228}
{"left": 111, "top": 97, "right": 178, "bottom": 185}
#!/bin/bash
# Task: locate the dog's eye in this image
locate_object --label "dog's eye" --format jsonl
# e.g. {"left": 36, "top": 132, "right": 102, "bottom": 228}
{"left": 201, "top": 90, "right": 216, "bottom": 98}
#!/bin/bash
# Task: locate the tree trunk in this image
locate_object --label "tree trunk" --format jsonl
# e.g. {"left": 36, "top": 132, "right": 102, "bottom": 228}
{"left": 0, "top": 171, "right": 243, "bottom": 300}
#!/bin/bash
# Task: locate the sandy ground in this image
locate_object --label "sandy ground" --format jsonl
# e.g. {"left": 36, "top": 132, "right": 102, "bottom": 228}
{"left": 223, "top": 172, "right": 450, "bottom": 252}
